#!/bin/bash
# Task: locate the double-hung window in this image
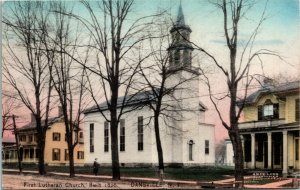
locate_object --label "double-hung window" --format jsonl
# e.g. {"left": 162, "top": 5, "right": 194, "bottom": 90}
{"left": 257, "top": 99, "right": 279, "bottom": 120}
{"left": 52, "top": 148, "right": 60, "bottom": 161}
{"left": 205, "top": 140, "right": 209, "bottom": 155}
{"left": 104, "top": 122, "right": 109, "bottom": 152}
{"left": 138, "top": 116, "right": 143, "bottom": 151}
{"left": 53, "top": 133, "right": 61, "bottom": 141}
{"left": 77, "top": 151, "right": 84, "bottom": 159}
{"left": 90, "top": 124, "right": 94, "bottom": 152}
{"left": 65, "top": 149, "right": 69, "bottom": 161}
{"left": 120, "top": 119, "right": 125, "bottom": 151}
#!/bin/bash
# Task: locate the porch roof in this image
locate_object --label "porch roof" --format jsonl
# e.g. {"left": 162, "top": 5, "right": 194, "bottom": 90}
{"left": 239, "top": 122, "right": 300, "bottom": 133}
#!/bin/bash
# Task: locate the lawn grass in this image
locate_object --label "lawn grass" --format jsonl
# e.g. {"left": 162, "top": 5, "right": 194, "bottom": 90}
{"left": 3, "top": 164, "right": 234, "bottom": 181}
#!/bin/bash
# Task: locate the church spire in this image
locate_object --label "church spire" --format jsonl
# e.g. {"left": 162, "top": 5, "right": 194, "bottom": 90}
{"left": 168, "top": 2, "right": 193, "bottom": 68}
{"left": 176, "top": 1, "right": 185, "bottom": 26}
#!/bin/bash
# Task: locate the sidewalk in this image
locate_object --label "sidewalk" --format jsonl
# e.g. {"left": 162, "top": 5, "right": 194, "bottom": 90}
{"left": 3, "top": 169, "right": 297, "bottom": 189}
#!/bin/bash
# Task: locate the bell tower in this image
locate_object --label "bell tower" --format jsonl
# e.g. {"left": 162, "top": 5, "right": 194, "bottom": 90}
{"left": 168, "top": 3, "right": 193, "bottom": 68}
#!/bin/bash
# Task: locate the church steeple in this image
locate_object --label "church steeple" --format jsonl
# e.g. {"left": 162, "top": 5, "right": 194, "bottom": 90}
{"left": 168, "top": 3, "right": 193, "bottom": 68}
{"left": 176, "top": 2, "right": 185, "bottom": 26}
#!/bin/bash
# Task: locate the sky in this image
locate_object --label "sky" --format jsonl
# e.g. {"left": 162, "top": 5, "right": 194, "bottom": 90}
{"left": 132, "top": 0, "right": 299, "bottom": 142}
{"left": 140, "top": 0, "right": 299, "bottom": 143}
{"left": 2, "top": 0, "right": 299, "bottom": 143}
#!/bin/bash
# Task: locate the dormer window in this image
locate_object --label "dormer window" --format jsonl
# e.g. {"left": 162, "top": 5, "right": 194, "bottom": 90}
{"left": 257, "top": 99, "right": 279, "bottom": 120}
{"left": 263, "top": 99, "right": 273, "bottom": 117}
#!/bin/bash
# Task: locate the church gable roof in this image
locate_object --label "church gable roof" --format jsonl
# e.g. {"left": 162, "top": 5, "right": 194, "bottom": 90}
{"left": 84, "top": 89, "right": 157, "bottom": 114}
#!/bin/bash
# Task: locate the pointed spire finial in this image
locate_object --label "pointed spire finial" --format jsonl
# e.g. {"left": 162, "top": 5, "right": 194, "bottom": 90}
{"left": 176, "top": 0, "right": 185, "bottom": 26}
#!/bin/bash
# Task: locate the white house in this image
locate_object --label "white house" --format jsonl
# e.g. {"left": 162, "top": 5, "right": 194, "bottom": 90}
{"left": 83, "top": 4, "right": 215, "bottom": 167}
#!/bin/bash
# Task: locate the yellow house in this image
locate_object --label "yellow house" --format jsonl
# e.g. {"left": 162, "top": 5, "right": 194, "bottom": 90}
{"left": 238, "top": 79, "right": 300, "bottom": 176}
{"left": 3, "top": 114, "right": 84, "bottom": 166}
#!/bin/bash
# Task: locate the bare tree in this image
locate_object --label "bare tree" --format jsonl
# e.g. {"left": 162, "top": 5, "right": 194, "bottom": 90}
{"left": 3, "top": 1, "right": 54, "bottom": 175}
{"left": 12, "top": 115, "right": 23, "bottom": 174}
{"left": 189, "top": 0, "right": 280, "bottom": 186}
{"left": 63, "top": 0, "right": 159, "bottom": 179}
{"left": 138, "top": 14, "right": 199, "bottom": 182}
{"left": 2, "top": 95, "right": 21, "bottom": 137}
{"left": 48, "top": 2, "right": 90, "bottom": 177}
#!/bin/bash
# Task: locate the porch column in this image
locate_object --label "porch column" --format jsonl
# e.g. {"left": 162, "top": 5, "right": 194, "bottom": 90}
{"left": 282, "top": 131, "right": 288, "bottom": 176}
{"left": 33, "top": 148, "right": 36, "bottom": 161}
{"left": 251, "top": 133, "right": 255, "bottom": 169}
{"left": 240, "top": 135, "right": 245, "bottom": 161}
{"left": 267, "top": 132, "right": 272, "bottom": 169}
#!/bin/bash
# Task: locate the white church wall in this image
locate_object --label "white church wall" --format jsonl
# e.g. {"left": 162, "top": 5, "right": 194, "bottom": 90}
{"left": 84, "top": 104, "right": 215, "bottom": 166}
{"left": 84, "top": 107, "right": 156, "bottom": 165}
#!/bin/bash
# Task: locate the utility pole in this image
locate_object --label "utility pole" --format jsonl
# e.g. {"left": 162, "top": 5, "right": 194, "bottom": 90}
{"left": 12, "top": 115, "right": 22, "bottom": 173}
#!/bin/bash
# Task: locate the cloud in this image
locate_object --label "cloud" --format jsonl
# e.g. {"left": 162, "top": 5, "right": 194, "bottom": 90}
{"left": 210, "top": 39, "right": 284, "bottom": 46}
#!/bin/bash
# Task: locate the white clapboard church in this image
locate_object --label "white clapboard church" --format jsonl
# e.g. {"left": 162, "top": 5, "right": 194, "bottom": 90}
{"left": 83, "top": 4, "right": 215, "bottom": 167}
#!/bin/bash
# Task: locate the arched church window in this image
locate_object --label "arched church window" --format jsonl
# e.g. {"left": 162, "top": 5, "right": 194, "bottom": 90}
{"left": 169, "top": 52, "right": 173, "bottom": 66}
{"left": 175, "top": 32, "right": 180, "bottom": 42}
{"left": 183, "top": 49, "right": 190, "bottom": 65}
{"left": 188, "top": 140, "right": 194, "bottom": 161}
{"left": 182, "top": 31, "right": 188, "bottom": 40}
{"left": 174, "top": 49, "right": 180, "bottom": 65}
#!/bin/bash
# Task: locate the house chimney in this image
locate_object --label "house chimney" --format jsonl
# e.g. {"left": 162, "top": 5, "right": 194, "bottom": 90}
{"left": 58, "top": 106, "right": 63, "bottom": 117}
{"left": 262, "top": 78, "right": 273, "bottom": 89}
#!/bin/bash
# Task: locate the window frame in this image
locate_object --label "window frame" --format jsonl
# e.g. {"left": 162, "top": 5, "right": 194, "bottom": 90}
{"left": 257, "top": 99, "right": 279, "bottom": 120}
{"left": 138, "top": 116, "right": 144, "bottom": 151}
{"left": 90, "top": 123, "right": 94, "bottom": 153}
{"left": 263, "top": 104, "right": 273, "bottom": 117}
{"left": 174, "top": 49, "right": 180, "bottom": 65}
{"left": 104, "top": 122, "right": 109, "bottom": 152}
{"left": 188, "top": 140, "right": 194, "bottom": 161}
{"left": 77, "top": 151, "right": 84, "bottom": 159}
{"left": 205, "top": 140, "right": 209, "bottom": 155}
{"left": 52, "top": 133, "right": 61, "bottom": 141}
{"left": 120, "top": 119, "right": 125, "bottom": 152}
{"left": 52, "top": 148, "right": 60, "bottom": 161}
{"left": 20, "top": 135, "right": 26, "bottom": 142}
{"left": 64, "top": 149, "right": 69, "bottom": 161}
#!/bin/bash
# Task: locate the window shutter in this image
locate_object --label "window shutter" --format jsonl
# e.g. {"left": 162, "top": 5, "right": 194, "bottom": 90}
{"left": 257, "top": 105, "right": 263, "bottom": 121}
{"left": 273, "top": 103, "right": 279, "bottom": 119}
{"left": 296, "top": 99, "right": 299, "bottom": 121}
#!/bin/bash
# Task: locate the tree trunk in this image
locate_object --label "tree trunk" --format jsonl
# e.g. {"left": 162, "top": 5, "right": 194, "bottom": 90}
{"left": 110, "top": 107, "right": 120, "bottom": 180}
{"left": 229, "top": 129, "right": 244, "bottom": 188}
{"left": 37, "top": 137, "right": 46, "bottom": 175}
{"left": 69, "top": 145, "right": 75, "bottom": 177}
{"left": 12, "top": 115, "right": 22, "bottom": 173}
{"left": 154, "top": 114, "right": 164, "bottom": 182}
